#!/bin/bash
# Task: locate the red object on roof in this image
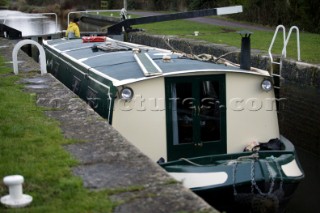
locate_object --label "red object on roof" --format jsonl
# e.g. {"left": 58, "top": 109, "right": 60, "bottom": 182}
{"left": 82, "top": 36, "right": 107, "bottom": 43}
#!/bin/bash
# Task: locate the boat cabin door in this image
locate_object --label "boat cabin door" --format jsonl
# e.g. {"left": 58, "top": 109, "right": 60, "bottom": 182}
{"left": 165, "top": 75, "right": 226, "bottom": 161}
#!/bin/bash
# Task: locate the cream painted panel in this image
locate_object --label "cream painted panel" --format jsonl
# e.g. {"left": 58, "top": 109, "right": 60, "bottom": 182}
{"left": 226, "top": 73, "right": 280, "bottom": 153}
{"left": 112, "top": 77, "right": 167, "bottom": 162}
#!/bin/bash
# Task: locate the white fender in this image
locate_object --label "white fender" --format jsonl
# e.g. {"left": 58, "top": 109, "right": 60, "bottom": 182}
{"left": 12, "top": 39, "right": 47, "bottom": 75}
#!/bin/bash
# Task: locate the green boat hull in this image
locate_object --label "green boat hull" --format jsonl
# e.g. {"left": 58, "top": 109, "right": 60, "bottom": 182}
{"left": 160, "top": 137, "right": 304, "bottom": 212}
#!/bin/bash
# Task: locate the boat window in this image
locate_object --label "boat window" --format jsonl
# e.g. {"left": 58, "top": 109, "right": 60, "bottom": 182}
{"left": 170, "top": 80, "right": 221, "bottom": 145}
{"left": 200, "top": 81, "right": 221, "bottom": 142}
{"left": 171, "top": 82, "right": 194, "bottom": 145}
{"left": 166, "top": 75, "right": 226, "bottom": 160}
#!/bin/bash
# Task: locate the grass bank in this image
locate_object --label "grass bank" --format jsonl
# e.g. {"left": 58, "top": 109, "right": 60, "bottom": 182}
{"left": 4, "top": 6, "right": 318, "bottom": 64}
{"left": 99, "top": 10, "right": 319, "bottom": 64}
{"left": 134, "top": 19, "right": 320, "bottom": 64}
{"left": 0, "top": 57, "right": 114, "bottom": 212}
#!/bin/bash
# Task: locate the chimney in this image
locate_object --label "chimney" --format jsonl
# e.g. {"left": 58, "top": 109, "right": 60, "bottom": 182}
{"left": 239, "top": 31, "right": 252, "bottom": 70}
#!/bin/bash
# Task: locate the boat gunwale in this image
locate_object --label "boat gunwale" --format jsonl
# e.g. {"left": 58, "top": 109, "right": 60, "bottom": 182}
{"left": 164, "top": 151, "right": 304, "bottom": 192}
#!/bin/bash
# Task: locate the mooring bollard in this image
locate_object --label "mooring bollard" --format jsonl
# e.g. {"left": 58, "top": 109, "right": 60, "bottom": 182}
{"left": 0, "top": 175, "right": 33, "bottom": 208}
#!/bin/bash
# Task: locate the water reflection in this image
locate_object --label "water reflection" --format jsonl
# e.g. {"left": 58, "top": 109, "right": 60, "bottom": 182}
{"left": 1, "top": 10, "right": 60, "bottom": 36}
{"left": 0, "top": 10, "right": 102, "bottom": 37}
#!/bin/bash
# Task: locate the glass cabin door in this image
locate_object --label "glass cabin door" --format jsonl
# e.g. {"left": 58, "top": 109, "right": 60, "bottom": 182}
{"left": 165, "top": 75, "right": 226, "bottom": 161}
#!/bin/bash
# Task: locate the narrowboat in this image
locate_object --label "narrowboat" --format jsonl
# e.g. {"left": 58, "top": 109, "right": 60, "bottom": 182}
{"left": 42, "top": 35, "right": 304, "bottom": 212}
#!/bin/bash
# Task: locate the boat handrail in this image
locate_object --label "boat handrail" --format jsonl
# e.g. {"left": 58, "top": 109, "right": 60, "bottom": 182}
{"left": 133, "top": 50, "right": 163, "bottom": 76}
{"left": 236, "top": 153, "right": 259, "bottom": 161}
{"left": 179, "top": 158, "right": 203, "bottom": 166}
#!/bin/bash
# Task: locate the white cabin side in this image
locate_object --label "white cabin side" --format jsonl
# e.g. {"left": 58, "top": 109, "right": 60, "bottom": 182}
{"left": 112, "top": 72, "right": 280, "bottom": 162}
{"left": 112, "top": 77, "right": 167, "bottom": 162}
{"left": 225, "top": 73, "right": 280, "bottom": 153}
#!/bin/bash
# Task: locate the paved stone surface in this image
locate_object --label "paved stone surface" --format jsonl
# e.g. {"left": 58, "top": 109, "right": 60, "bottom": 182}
{"left": 0, "top": 37, "right": 217, "bottom": 213}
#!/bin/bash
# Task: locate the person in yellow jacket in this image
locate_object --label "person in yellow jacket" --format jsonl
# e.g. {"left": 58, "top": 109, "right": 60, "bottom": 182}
{"left": 66, "top": 17, "right": 80, "bottom": 39}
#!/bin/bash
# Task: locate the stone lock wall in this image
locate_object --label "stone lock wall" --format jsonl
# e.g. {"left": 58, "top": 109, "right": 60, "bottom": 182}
{"left": 280, "top": 60, "right": 320, "bottom": 156}
{"left": 128, "top": 32, "right": 320, "bottom": 156}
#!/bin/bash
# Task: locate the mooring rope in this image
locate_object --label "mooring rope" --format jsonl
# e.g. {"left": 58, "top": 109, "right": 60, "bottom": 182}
{"left": 179, "top": 158, "right": 203, "bottom": 166}
{"left": 161, "top": 36, "right": 239, "bottom": 65}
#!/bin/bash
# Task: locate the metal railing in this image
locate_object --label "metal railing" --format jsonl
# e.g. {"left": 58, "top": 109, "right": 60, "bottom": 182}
{"left": 282, "top": 26, "right": 300, "bottom": 61}
{"left": 268, "top": 25, "right": 300, "bottom": 65}
{"left": 13, "top": 39, "right": 47, "bottom": 75}
{"left": 268, "top": 25, "right": 300, "bottom": 77}
{"left": 268, "top": 25, "right": 286, "bottom": 65}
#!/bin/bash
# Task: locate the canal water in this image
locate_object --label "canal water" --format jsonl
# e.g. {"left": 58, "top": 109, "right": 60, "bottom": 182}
{"left": 0, "top": 9, "right": 319, "bottom": 213}
{"left": 285, "top": 147, "right": 320, "bottom": 213}
{"left": 0, "top": 10, "right": 102, "bottom": 36}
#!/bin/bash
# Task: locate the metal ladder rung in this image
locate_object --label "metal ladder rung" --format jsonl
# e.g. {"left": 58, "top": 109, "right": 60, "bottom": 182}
{"left": 272, "top": 62, "right": 281, "bottom": 65}
{"left": 272, "top": 75, "right": 284, "bottom": 81}
{"left": 272, "top": 74, "right": 282, "bottom": 77}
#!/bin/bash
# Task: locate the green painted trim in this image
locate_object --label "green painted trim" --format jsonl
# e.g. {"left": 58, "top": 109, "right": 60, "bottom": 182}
{"left": 165, "top": 74, "right": 227, "bottom": 161}
{"left": 44, "top": 48, "right": 117, "bottom": 124}
{"left": 161, "top": 151, "right": 304, "bottom": 192}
